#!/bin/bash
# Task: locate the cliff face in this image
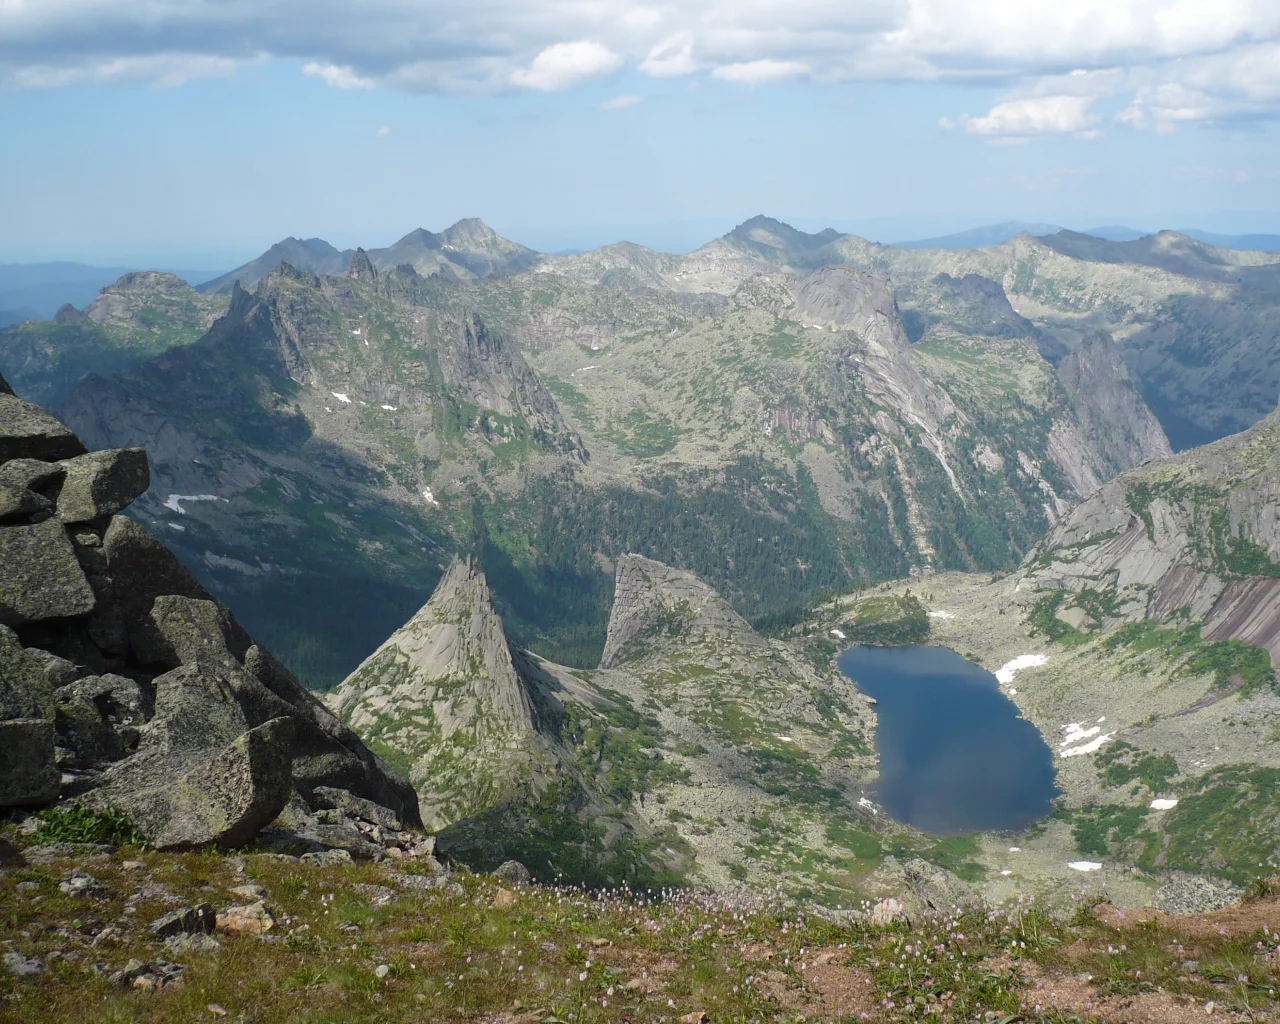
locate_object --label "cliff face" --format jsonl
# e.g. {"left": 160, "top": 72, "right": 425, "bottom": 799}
{"left": 1025, "top": 401, "right": 1280, "bottom": 657}
{"left": 1057, "top": 330, "right": 1171, "bottom": 485}
{"left": 0, "top": 373, "right": 420, "bottom": 851}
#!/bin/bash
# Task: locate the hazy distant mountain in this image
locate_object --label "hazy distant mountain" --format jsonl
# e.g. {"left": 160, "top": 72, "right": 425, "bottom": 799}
{"left": 198, "top": 237, "right": 354, "bottom": 294}
{"left": 201, "top": 220, "right": 540, "bottom": 294}
{"left": 1182, "top": 229, "right": 1280, "bottom": 252}
{"left": 892, "top": 221, "right": 1064, "bottom": 249}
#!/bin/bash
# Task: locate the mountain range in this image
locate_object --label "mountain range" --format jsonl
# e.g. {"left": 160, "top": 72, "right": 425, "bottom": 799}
{"left": 6, "top": 212, "right": 1280, "bottom": 903}
{"left": 5, "top": 214, "right": 1279, "bottom": 692}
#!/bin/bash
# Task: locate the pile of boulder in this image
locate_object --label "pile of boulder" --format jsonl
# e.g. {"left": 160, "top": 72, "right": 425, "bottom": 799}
{"left": 0, "top": 370, "right": 422, "bottom": 849}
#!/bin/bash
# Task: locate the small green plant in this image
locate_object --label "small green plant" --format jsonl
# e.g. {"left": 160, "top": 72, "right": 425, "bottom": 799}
{"left": 33, "top": 806, "right": 144, "bottom": 847}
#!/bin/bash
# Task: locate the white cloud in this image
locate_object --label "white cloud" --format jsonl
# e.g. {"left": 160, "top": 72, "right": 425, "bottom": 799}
{"left": 375, "top": 123, "right": 391, "bottom": 137}
{"left": 640, "top": 34, "right": 700, "bottom": 77}
{"left": 600, "top": 93, "right": 642, "bottom": 110}
{"left": 963, "top": 95, "right": 1100, "bottom": 137}
{"left": 509, "top": 41, "right": 622, "bottom": 91}
{"left": 303, "top": 61, "right": 374, "bottom": 90}
{"left": 711, "top": 59, "right": 808, "bottom": 85}
{"left": 1, "top": 0, "right": 1279, "bottom": 129}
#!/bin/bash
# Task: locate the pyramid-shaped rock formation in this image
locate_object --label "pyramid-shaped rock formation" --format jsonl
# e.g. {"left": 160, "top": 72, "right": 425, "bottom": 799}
{"left": 600, "top": 553, "right": 761, "bottom": 668}
{"left": 0, "top": 370, "right": 419, "bottom": 847}
{"left": 329, "top": 556, "right": 566, "bottom": 829}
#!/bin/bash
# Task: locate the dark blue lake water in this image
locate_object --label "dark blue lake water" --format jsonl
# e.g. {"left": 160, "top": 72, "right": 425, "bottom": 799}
{"left": 837, "top": 644, "right": 1059, "bottom": 835}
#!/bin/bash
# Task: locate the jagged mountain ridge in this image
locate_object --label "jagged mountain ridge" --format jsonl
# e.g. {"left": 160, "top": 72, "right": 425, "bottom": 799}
{"left": 55, "top": 258, "right": 583, "bottom": 683}
{"left": 41, "top": 231, "right": 1179, "bottom": 686}
{"left": 201, "top": 219, "right": 540, "bottom": 295}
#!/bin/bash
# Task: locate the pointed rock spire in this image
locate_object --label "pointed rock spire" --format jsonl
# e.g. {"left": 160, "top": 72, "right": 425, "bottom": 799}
{"left": 329, "top": 555, "right": 559, "bottom": 828}
{"left": 347, "top": 247, "right": 378, "bottom": 281}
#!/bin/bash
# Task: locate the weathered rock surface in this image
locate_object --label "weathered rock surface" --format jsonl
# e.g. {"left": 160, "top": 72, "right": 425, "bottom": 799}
{"left": 0, "top": 624, "right": 55, "bottom": 720}
{"left": 1057, "top": 330, "right": 1171, "bottom": 488}
{"left": 0, "top": 719, "right": 60, "bottom": 806}
{"left": 0, "top": 392, "right": 87, "bottom": 463}
{"left": 329, "top": 555, "right": 563, "bottom": 829}
{"left": 0, "top": 517, "right": 97, "bottom": 625}
{"left": 55, "top": 447, "right": 150, "bottom": 523}
{"left": 1026, "top": 399, "right": 1280, "bottom": 658}
{"left": 87, "top": 716, "right": 295, "bottom": 849}
{"left": 600, "top": 553, "right": 757, "bottom": 668}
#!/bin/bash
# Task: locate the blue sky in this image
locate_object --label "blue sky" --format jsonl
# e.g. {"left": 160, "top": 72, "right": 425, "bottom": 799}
{"left": 3, "top": 1, "right": 1280, "bottom": 267}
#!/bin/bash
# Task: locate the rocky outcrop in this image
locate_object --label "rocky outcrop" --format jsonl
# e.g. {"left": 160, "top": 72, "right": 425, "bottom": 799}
{"left": 0, "top": 371, "right": 419, "bottom": 846}
{"left": 600, "top": 554, "right": 758, "bottom": 668}
{"left": 329, "top": 556, "right": 565, "bottom": 829}
{"left": 347, "top": 248, "right": 378, "bottom": 282}
{"left": 1057, "top": 330, "right": 1171, "bottom": 486}
{"left": 1025, "top": 400, "right": 1280, "bottom": 656}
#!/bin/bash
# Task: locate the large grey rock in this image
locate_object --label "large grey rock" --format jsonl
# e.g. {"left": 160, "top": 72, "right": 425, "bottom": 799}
{"left": 0, "top": 482, "right": 50, "bottom": 523}
{"left": 144, "top": 660, "right": 253, "bottom": 754}
{"left": 0, "top": 517, "right": 97, "bottom": 626}
{"left": 0, "top": 458, "right": 66, "bottom": 496}
{"left": 0, "top": 718, "right": 60, "bottom": 807}
{"left": 55, "top": 448, "right": 150, "bottom": 524}
{"left": 0, "top": 624, "right": 55, "bottom": 720}
{"left": 0, "top": 394, "right": 87, "bottom": 465}
{"left": 148, "top": 595, "right": 251, "bottom": 669}
{"left": 0, "top": 371, "right": 13, "bottom": 397}
{"left": 24, "top": 646, "right": 85, "bottom": 687}
{"left": 101, "top": 516, "right": 216, "bottom": 665}
{"left": 54, "top": 674, "right": 147, "bottom": 767}
{"left": 87, "top": 716, "right": 295, "bottom": 849}
{"left": 310, "top": 785, "right": 401, "bottom": 830}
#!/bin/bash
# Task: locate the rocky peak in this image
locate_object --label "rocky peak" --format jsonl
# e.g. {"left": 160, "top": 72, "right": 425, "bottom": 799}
{"left": 53, "top": 303, "right": 85, "bottom": 324}
{"left": 329, "top": 555, "right": 563, "bottom": 828}
{"left": 347, "top": 247, "right": 378, "bottom": 281}
{"left": 600, "top": 554, "right": 755, "bottom": 668}
{"left": 442, "top": 218, "right": 499, "bottom": 244}
{"left": 332, "top": 556, "right": 541, "bottom": 741}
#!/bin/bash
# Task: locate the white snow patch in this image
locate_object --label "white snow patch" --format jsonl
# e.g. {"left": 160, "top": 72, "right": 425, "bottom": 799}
{"left": 857, "top": 797, "right": 878, "bottom": 815}
{"left": 167, "top": 522, "right": 186, "bottom": 532}
{"left": 352, "top": 328, "right": 361, "bottom": 335}
{"left": 1150, "top": 798, "right": 1179, "bottom": 810}
{"left": 570, "top": 365, "right": 598, "bottom": 377}
{"left": 1008, "top": 688, "right": 1017, "bottom": 695}
{"left": 422, "top": 488, "right": 439, "bottom": 506}
{"left": 1000, "top": 870, "right": 1013, "bottom": 876}
{"left": 163, "top": 494, "right": 223, "bottom": 515}
{"left": 1060, "top": 723, "right": 1099, "bottom": 746}
{"left": 1068, "top": 861, "right": 1102, "bottom": 872}
{"left": 1061, "top": 733, "right": 1114, "bottom": 757}
{"left": 928, "top": 610, "right": 955, "bottom": 619}
{"left": 995, "top": 654, "right": 1047, "bottom": 685}
{"left": 1008, "top": 847, "right": 1021, "bottom": 853}
{"left": 829, "top": 628, "right": 846, "bottom": 639}
{"left": 381, "top": 405, "right": 398, "bottom": 411}
{"left": 1097, "top": 716, "right": 1106, "bottom": 723}
{"left": 775, "top": 735, "right": 793, "bottom": 742}
{"left": 332, "top": 392, "right": 352, "bottom": 403}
